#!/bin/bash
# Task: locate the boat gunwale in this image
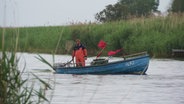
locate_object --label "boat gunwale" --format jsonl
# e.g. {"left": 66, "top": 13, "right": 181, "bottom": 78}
{"left": 54, "top": 54, "right": 149, "bottom": 70}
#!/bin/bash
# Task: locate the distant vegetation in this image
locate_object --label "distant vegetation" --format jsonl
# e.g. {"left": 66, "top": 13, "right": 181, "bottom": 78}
{"left": 0, "top": 14, "right": 184, "bottom": 58}
{"left": 95, "top": 0, "right": 159, "bottom": 22}
{"left": 169, "top": 0, "right": 184, "bottom": 13}
{"left": 95, "top": 0, "right": 184, "bottom": 23}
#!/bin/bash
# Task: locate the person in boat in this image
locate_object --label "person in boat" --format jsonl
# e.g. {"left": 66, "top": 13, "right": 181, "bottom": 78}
{"left": 72, "top": 39, "right": 87, "bottom": 67}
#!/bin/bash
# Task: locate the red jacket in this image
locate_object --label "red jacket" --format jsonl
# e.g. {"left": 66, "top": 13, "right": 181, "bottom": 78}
{"left": 72, "top": 44, "right": 87, "bottom": 58}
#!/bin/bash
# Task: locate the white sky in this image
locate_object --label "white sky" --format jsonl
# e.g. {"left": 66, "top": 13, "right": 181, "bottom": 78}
{"left": 0, "top": 0, "right": 173, "bottom": 27}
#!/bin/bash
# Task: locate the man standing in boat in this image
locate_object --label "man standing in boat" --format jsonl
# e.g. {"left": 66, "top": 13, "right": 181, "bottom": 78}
{"left": 72, "top": 39, "right": 87, "bottom": 67}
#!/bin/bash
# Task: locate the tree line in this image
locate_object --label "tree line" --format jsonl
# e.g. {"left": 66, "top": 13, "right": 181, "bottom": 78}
{"left": 95, "top": 0, "right": 184, "bottom": 22}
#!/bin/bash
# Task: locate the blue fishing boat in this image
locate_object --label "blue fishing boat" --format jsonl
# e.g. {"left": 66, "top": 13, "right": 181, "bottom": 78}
{"left": 53, "top": 52, "right": 150, "bottom": 75}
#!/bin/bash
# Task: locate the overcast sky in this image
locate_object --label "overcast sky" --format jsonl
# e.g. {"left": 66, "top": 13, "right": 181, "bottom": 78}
{"left": 0, "top": 0, "right": 173, "bottom": 27}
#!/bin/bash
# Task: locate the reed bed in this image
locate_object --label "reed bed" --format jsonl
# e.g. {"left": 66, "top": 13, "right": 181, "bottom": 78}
{"left": 0, "top": 14, "right": 184, "bottom": 57}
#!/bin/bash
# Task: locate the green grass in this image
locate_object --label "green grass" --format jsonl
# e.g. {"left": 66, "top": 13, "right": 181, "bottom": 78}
{"left": 0, "top": 13, "right": 184, "bottom": 58}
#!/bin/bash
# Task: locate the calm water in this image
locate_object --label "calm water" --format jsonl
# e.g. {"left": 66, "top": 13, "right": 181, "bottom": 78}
{"left": 18, "top": 53, "right": 184, "bottom": 104}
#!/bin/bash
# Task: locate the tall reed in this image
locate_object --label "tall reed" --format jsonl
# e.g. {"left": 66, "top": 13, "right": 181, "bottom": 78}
{"left": 0, "top": 27, "right": 52, "bottom": 104}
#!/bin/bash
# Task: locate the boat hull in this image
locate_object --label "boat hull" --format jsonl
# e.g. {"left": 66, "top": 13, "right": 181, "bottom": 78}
{"left": 54, "top": 55, "right": 149, "bottom": 75}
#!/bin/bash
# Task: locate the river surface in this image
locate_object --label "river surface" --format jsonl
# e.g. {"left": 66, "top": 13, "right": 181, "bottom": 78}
{"left": 17, "top": 53, "right": 184, "bottom": 104}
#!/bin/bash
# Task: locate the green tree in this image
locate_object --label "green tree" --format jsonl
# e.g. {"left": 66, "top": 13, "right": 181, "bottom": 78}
{"left": 170, "top": 0, "right": 184, "bottom": 13}
{"left": 95, "top": 0, "right": 159, "bottom": 22}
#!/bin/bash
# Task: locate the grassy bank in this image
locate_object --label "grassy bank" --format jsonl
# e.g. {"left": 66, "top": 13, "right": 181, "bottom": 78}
{"left": 1, "top": 14, "right": 184, "bottom": 58}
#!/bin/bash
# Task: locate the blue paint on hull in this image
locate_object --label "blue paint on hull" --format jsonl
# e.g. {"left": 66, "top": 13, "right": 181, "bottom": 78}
{"left": 54, "top": 55, "right": 149, "bottom": 75}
